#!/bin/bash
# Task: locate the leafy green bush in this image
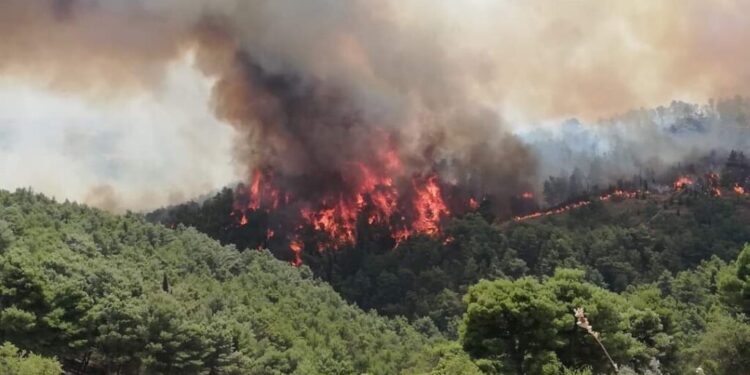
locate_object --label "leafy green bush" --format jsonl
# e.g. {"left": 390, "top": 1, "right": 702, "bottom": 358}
{"left": 0, "top": 342, "right": 61, "bottom": 375}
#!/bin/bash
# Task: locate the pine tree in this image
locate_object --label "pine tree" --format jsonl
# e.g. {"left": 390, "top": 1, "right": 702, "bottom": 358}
{"left": 162, "top": 274, "right": 170, "bottom": 293}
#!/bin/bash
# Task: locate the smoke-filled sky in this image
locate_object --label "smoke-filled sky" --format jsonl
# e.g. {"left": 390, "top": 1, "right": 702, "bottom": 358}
{"left": 1, "top": 0, "right": 750, "bottom": 211}
{"left": 0, "top": 59, "right": 237, "bottom": 211}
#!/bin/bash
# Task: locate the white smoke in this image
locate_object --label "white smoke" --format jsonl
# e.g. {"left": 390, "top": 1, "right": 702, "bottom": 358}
{"left": 0, "top": 57, "right": 238, "bottom": 212}
{"left": 517, "top": 98, "right": 750, "bottom": 193}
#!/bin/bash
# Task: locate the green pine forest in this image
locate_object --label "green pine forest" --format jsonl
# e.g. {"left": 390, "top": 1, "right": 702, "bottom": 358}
{"left": 2, "top": 186, "right": 750, "bottom": 374}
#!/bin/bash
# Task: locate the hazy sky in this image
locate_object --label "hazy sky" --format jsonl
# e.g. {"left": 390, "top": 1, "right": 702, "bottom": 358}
{"left": 0, "top": 58, "right": 238, "bottom": 212}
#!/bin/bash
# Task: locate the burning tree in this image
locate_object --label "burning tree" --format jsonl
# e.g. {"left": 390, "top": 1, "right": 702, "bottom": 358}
{"left": 721, "top": 150, "right": 750, "bottom": 190}
{"left": 231, "top": 166, "right": 463, "bottom": 265}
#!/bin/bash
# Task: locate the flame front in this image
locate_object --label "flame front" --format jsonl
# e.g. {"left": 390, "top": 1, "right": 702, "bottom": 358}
{"left": 289, "top": 239, "right": 303, "bottom": 267}
{"left": 513, "top": 190, "right": 638, "bottom": 222}
{"left": 231, "top": 148, "right": 456, "bottom": 266}
{"left": 234, "top": 169, "right": 281, "bottom": 214}
{"left": 411, "top": 175, "right": 450, "bottom": 235}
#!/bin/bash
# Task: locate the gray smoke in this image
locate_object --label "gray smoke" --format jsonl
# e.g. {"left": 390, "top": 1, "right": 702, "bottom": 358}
{"left": 0, "top": 0, "right": 537, "bottom": 210}
{"left": 4, "top": 1, "right": 750, "bottom": 211}
{"left": 518, "top": 98, "right": 750, "bottom": 202}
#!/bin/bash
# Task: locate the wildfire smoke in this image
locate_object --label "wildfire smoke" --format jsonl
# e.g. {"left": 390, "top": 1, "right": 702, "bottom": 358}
{"left": 5, "top": 1, "right": 750, "bottom": 263}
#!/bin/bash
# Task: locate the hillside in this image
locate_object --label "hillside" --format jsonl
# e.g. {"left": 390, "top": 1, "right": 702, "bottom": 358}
{"left": 0, "top": 189, "right": 437, "bottom": 374}
{"left": 2, "top": 190, "right": 750, "bottom": 374}
{"left": 149, "top": 187, "right": 750, "bottom": 333}
{"left": 505, "top": 190, "right": 750, "bottom": 286}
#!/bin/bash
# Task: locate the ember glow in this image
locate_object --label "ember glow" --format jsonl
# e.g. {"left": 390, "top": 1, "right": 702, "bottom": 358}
{"left": 735, "top": 184, "right": 746, "bottom": 195}
{"left": 706, "top": 173, "right": 722, "bottom": 197}
{"left": 289, "top": 239, "right": 303, "bottom": 267}
{"left": 671, "top": 173, "right": 723, "bottom": 196}
{"left": 673, "top": 177, "right": 694, "bottom": 191}
{"left": 468, "top": 197, "right": 480, "bottom": 210}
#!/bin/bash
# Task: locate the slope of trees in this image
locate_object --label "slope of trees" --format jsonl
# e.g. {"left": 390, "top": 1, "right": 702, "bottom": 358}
{"left": 150, "top": 189, "right": 750, "bottom": 338}
{"left": 3, "top": 188, "right": 750, "bottom": 374}
{"left": 0, "top": 189, "right": 438, "bottom": 374}
{"left": 2, "top": 183, "right": 741, "bottom": 375}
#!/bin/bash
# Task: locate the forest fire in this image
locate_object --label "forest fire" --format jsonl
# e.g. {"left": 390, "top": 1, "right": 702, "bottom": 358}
{"left": 227, "top": 156, "right": 750, "bottom": 264}
{"left": 513, "top": 190, "right": 639, "bottom": 222}
{"left": 232, "top": 165, "right": 458, "bottom": 265}
{"left": 289, "top": 239, "right": 303, "bottom": 267}
{"left": 411, "top": 175, "right": 450, "bottom": 235}
{"left": 673, "top": 177, "right": 694, "bottom": 190}
{"left": 706, "top": 173, "right": 722, "bottom": 197}
{"left": 512, "top": 169, "right": 750, "bottom": 223}
{"left": 468, "top": 197, "right": 480, "bottom": 210}
{"left": 671, "top": 173, "right": 723, "bottom": 196}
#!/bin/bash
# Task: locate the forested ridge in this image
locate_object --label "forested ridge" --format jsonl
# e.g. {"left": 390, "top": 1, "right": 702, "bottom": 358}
{"left": 0, "top": 189, "right": 439, "bottom": 374}
{"left": 148, "top": 183, "right": 750, "bottom": 374}
{"left": 1, "top": 187, "right": 750, "bottom": 374}
{"left": 150, "top": 185, "right": 750, "bottom": 329}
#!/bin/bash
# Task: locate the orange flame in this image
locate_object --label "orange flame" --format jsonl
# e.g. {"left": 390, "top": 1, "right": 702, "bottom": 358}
{"left": 735, "top": 184, "right": 745, "bottom": 195}
{"left": 289, "top": 240, "right": 303, "bottom": 267}
{"left": 673, "top": 176, "right": 693, "bottom": 190}
{"left": 232, "top": 169, "right": 282, "bottom": 228}
{"left": 294, "top": 170, "right": 451, "bottom": 252}
{"left": 513, "top": 189, "right": 639, "bottom": 222}
{"left": 442, "top": 235, "right": 455, "bottom": 245}
{"left": 232, "top": 148, "right": 456, "bottom": 265}
{"left": 249, "top": 171, "right": 262, "bottom": 209}
{"left": 706, "top": 172, "right": 721, "bottom": 196}
{"left": 468, "top": 197, "right": 480, "bottom": 210}
{"left": 411, "top": 174, "right": 450, "bottom": 235}
{"left": 301, "top": 198, "right": 359, "bottom": 251}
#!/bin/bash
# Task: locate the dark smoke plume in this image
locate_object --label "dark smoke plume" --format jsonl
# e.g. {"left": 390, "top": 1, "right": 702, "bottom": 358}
{"left": 0, "top": 0, "right": 536, "bottom": 212}
{"left": 7, "top": 1, "right": 750, "bottom": 213}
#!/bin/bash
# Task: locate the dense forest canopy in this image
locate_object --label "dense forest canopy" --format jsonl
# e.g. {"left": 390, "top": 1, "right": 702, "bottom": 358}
{"left": 0, "top": 180, "right": 749, "bottom": 374}
{"left": 142, "top": 152, "right": 750, "bottom": 374}
{"left": 0, "top": 189, "right": 439, "bottom": 374}
{"left": 149, "top": 152, "right": 750, "bottom": 331}
{"left": 2, "top": 152, "right": 750, "bottom": 374}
